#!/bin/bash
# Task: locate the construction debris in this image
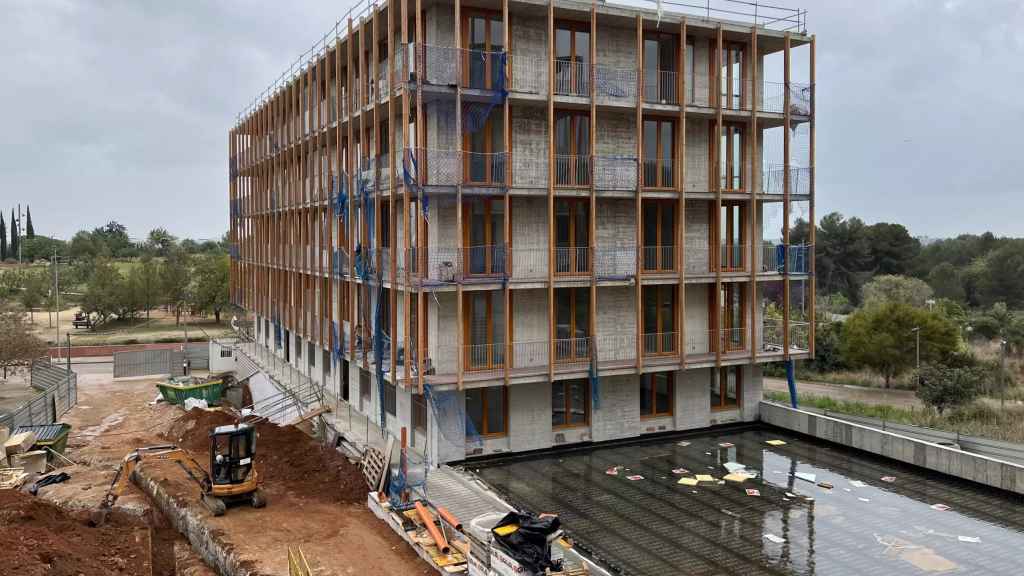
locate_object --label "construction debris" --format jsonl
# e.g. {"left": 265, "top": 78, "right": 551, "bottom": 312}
{"left": 13, "top": 449, "right": 47, "bottom": 475}
{"left": 763, "top": 534, "right": 786, "bottom": 544}
{"left": 0, "top": 467, "right": 28, "bottom": 490}
{"left": 4, "top": 430, "right": 37, "bottom": 456}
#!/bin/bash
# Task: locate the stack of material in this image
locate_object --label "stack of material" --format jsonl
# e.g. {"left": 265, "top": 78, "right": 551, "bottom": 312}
{"left": 399, "top": 501, "right": 468, "bottom": 573}
{"left": 0, "top": 467, "right": 29, "bottom": 489}
{"left": 4, "top": 430, "right": 36, "bottom": 467}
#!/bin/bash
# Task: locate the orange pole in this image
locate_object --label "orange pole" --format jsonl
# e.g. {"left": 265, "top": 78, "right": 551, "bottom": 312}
{"left": 414, "top": 501, "right": 450, "bottom": 554}
{"left": 436, "top": 506, "right": 463, "bottom": 532}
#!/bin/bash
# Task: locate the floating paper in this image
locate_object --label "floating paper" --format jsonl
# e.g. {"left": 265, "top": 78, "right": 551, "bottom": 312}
{"left": 677, "top": 441, "right": 691, "bottom": 447}
{"left": 677, "top": 477, "right": 699, "bottom": 486}
{"left": 931, "top": 503, "right": 950, "bottom": 512}
{"left": 724, "top": 472, "right": 754, "bottom": 483}
{"left": 858, "top": 498, "right": 871, "bottom": 502}
{"left": 696, "top": 474, "right": 715, "bottom": 482}
{"left": 958, "top": 536, "right": 980, "bottom": 543}
{"left": 763, "top": 534, "right": 786, "bottom": 544}
{"left": 626, "top": 475, "right": 644, "bottom": 481}
{"left": 605, "top": 466, "right": 622, "bottom": 476}
{"left": 850, "top": 480, "right": 867, "bottom": 488}
{"left": 746, "top": 489, "right": 761, "bottom": 497}
{"left": 719, "top": 442, "right": 735, "bottom": 448}
{"left": 671, "top": 468, "right": 689, "bottom": 475}
{"left": 723, "top": 462, "right": 746, "bottom": 473}
{"left": 795, "top": 472, "right": 817, "bottom": 483}
{"left": 880, "top": 476, "right": 896, "bottom": 483}
{"left": 765, "top": 440, "right": 787, "bottom": 446}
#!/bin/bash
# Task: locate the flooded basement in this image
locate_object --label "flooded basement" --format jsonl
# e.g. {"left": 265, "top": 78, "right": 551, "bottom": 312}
{"left": 471, "top": 427, "right": 1024, "bottom": 575}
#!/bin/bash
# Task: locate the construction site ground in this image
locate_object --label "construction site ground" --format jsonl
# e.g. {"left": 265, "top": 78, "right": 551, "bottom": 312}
{"left": 9, "top": 363, "right": 430, "bottom": 575}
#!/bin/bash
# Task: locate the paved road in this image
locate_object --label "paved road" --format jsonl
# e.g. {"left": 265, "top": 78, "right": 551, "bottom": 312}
{"left": 763, "top": 376, "right": 921, "bottom": 409}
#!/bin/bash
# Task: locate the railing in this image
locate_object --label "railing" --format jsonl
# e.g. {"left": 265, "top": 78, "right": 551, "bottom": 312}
{"left": 594, "top": 246, "right": 637, "bottom": 278}
{"left": 416, "top": 44, "right": 459, "bottom": 86}
{"left": 643, "top": 332, "right": 679, "bottom": 357}
{"left": 462, "top": 49, "right": 506, "bottom": 91}
{"left": 761, "top": 320, "right": 785, "bottom": 352}
{"left": 643, "top": 70, "right": 679, "bottom": 105}
{"left": 642, "top": 158, "right": 676, "bottom": 189}
{"left": 594, "top": 156, "right": 637, "bottom": 190}
{"left": 761, "top": 81, "right": 813, "bottom": 115}
{"left": 790, "top": 321, "right": 811, "bottom": 351}
{"left": 787, "top": 244, "right": 812, "bottom": 274}
{"left": 554, "top": 60, "right": 590, "bottom": 97}
{"left": 720, "top": 328, "right": 750, "bottom": 356}
{"left": 464, "top": 342, "right": 506, "bottom": 377}
{"left": 463, "top": 152, "right": 508, "bottom": 185}
{"left": 407, "top": 148, "right": 461, "bottom": 186}
{"left": 554, "top": 155, "right": 591, "bottom": 187}
{"left": 412, "top": 44, "right": 509, "bottom": 90}
{"left": 464, "top": 244, "right": 507, "bottom": 277}
{"left": 377, "top": 63, "right": 389, "bottom": 103}
{"left": 594, "top": 333, "right": 637, "bottom": 366}
{"left": 762, "top": 164, "right": 812, "bottom": 195}
{"left": 554, "top": 246, "right": 591, "bottom": 276}
{"left": 595, "top": 66, "right": 637, "bottom": 103}
{"left": 642, "top": 245, "right": 676, "bottom": 273}
{"left": 508, "top": 247, "right": 548, "bottom": 281}
{"left": 719, "top": 243, "right": 749, "bottom": 272}
{"left": 759, "top": 243, "right": 813, "bottom": 274}
{"left": 553, "top": 337, "right": 591, "bottom": 371}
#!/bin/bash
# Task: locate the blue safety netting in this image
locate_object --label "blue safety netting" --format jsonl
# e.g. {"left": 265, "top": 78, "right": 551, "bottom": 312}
{"left": 424, "top": 383, "right": 482, "bottom": 450}
{"left": 402, "top": 150, "right": 429, "bottom": 223}
{"left": 333, "top": 173, "right": 348, "bottom": 222}
{"left": 589, "top": 348, "right": 601, "bottom": 411}
{"left": 332, "top": 320, "right": 342, "bottom": 364}
{"left": 461, "top": 52, "right": 508, "bottom": 135}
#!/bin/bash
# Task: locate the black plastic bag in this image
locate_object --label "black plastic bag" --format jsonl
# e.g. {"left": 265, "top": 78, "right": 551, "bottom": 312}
{"left": 491, "top": 511, "right": 562, "bottom": 573}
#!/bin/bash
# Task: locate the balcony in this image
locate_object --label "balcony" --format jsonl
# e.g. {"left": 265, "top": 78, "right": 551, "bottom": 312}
{"left": 642, "top": 158, "right": 676, "bottom": 189}
{"left": 554, "top": 155, "right": 591, "bottom": 187}
{"left": 463, "top": 152, "right": 508, "bottom": 186}
{"left": 761, "top": 320, "right": 811, "bottom": 355}
{"left": 594, "top": 156, "right": 638, "bottom": 190}
{"left": 685, "top": 329, "right": 751, "bottom": 361}
{"left": 642, "top": 245, "right": 677, "bottom": 274}
{"left": 554, "top": 246, "right": 591, "bottom": 277}
{"left": 759, "top": 243, "right": 813, "bottom": 275}
{"left": 642, "top": 332, "right": 679, "bottom": 359}
{"left": 719, "top": 243, "right": 750, "bottom": 273}
{"left": 509, "top": 54, "right": 545, "bottom": 95}
{"left": 760, "top": 81, "right": 813, "bottom": 116}
{"left": 554, "top": 60, "right": 590, "bottom": 97}
{"left": 762, "top": 164, "right": 812, "bottom": 195}
{"left": 412, "top": 44, "right": 508, "bottom": 91}
{"left": 594, "top": 66, "right": 637, "bottom": 104}
{"left": 643, "top": 70, "right": 679, "bottom": 105}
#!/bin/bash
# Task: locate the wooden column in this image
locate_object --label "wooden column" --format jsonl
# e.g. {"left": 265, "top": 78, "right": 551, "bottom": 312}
{"left": 546, "top": 0, "right": 555, "bottom": 382}
{"left": 714, "top": 24, "right": 723, "bottom": 368}
{"left": 401, "top": 0, "right": 413, "bottom": 389}
{"left": 588, "top": 2, "right": 597, "bottom": 386}
{"left": 635, "top": 15, "right": 643, "bottom": 373}
{"left": 502, "top": 0, "right": 512, "bottom": 388}
{"left": 808, "top": 35, "right": 816, "bottom": 357}
{"left": 749, "top": 26, "right": 759, "bottom": 365}
{"left": 455, "top": 0, "right": 464, "bottom": 391}
{"left": 678, "top": 17, "right": 687, "bottom": 369}
{"left": 782, "top": 32, "right": 791, "bottom": 360}
{"left": 415, "top": 0, "right": 425, "bottom": 393}
{"left": 348, "top": 18, "right": 357, "bottom": 362}
{"left": 388, "top": 2, "right": 399, "bottom": 383}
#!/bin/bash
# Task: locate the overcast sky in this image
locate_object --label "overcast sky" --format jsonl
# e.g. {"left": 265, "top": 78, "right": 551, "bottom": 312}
{"left": 1, "top": 0, "right": 1022, "bottom": 241}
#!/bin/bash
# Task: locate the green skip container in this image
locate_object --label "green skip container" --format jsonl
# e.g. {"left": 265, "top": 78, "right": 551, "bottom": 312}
{"left": 157, "top": 376, "right": 226, "bottom": 406}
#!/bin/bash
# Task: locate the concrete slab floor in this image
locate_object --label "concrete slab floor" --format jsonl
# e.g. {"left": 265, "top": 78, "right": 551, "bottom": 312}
{"left": 469, "top": 428, "right": 1024, "bottom": 576}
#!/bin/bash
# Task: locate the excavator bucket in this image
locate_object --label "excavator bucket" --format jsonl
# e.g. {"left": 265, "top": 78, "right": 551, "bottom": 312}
{"left": 89, "top": 506, "right": 110, "bottom": 527}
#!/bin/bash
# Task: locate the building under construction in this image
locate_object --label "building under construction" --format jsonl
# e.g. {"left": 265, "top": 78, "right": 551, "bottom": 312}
{"left": 228, "top": 0, "right": 815, "bottom": 466}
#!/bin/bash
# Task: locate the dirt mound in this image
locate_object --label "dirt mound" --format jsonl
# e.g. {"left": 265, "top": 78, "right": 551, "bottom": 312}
{"left": 0, "top": 489, "right": 151, "bottom": 576}
{"left": 163, "top": 409, "right": 367, "bottom": 504}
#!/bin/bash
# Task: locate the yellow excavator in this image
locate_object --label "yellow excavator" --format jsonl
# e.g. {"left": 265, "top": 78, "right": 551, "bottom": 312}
{"left": 92, "top": 423, "right": 266, "bottom": 525}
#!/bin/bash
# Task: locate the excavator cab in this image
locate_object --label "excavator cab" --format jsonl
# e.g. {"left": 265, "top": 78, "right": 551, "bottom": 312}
{"left": 206, "top": 423, "right": 265, "bottom": 514}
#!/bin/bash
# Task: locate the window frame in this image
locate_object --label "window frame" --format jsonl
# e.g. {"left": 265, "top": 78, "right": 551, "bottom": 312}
{"left": 642, "top": 116, "right": 677, "bottom": 189}
{"left": 719, "top": 42, "right": 747, "bottom": 110}
{"left": 462, "top": 197, "right": 507, "bottom": 276}
{"left": 463, "top": 291, "right": 506, "bottom": 371}
{"left": 642, "top": 31, "right": 680, "bottom": 104}
{"left": 553, "top": 110, "right": 591, "bottom": 187}
{"left": 642, "top": 284, "right": 678, "bottom": 356}
{"left": 718, "top": 124, "right": 746, "bottom": 193}
{"left": 461, "top": 10, "right": 505, "bottom": 90}
{"left": 640, "top": 372, "right": 674, "bottom": 418}
{"left": 462, "top": 107, "right": 506, "bottom": 185}
{"left": 554, "top": 21, "right": 591, "bottom": 96}
{"left": 554, "top": 197, "right": 591, "bottom": 275}
{"left": 554, "top": 287, "right": 591, "bottom": 364}
{"left": 719, "top": 282, "right": 747, "bottom": 351}
{"left": 641, "top": 198, "right": 677, "bottom": 272}
{"left": 552, "top": 379, "right": 591, "bottom": 429}
{"left": 466, "top": 386, "right": 508, "bottom": 437}
{"left": 384, "top": 381, "right": 397, "bottom": 416}
{"left": 710, "top": 366, "right": 742, "bottom": 410}
{"left": 716, "top": 200, "right": 747, "bottom": 271}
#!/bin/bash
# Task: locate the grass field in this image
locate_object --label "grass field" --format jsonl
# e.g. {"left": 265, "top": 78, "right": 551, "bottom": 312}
{"left": 765, "top": 389, "right": 1024, "bottom": 443}
{"left": 28, "top": 306, "right": 233, "bottom": 346}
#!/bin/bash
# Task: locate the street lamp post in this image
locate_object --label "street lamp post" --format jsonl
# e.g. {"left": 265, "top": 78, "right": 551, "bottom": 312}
{"left": 911, "top": 327, "right": 921, "bottom": 387}
{"left": 1000, "top": 339, "right": 1008, "bottom": 409}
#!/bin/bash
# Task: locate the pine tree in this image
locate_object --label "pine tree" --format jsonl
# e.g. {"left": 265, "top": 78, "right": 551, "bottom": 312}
{"left": 0, "top": 213, "right": 6, "bottom": 261}
{"left": 9, "top": 209, "right": 17, "bottom": 259}
{"left": 25, "top": 206, "right": 34, "bottom": 238}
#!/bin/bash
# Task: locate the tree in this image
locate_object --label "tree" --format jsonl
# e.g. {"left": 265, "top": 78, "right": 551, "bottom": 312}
{"left": 815, "top": 212, "right": 872, "bottom": 304}
{"left": 807, "top": 314, "right": 845, "bottom": 373}
{"left": 80, "top": 258, "right": 123, "bottom": 328}
{"left": 915, "top": 363, "right": 983, "bottom": 415}
{"left": 161, "top": 249, "right": 192, "bottom": 325}
{"left": 0, "top": 305, "right": 48, "bottom": 380}
{"left": 136, "top": 256, "right": 161, "bottom": 319}
{"left": 92, "top": 221, "right": 132, "bottom": 258}
{"left": 841, "top": 302, "right": 960, "bottom": 388}
{"left": 146, "top": 227, "right": 177, "bottom": 257}
{"left": 191, "top": 254, "right": 230, "bottom": 323}
{"left": 927, "top": 262, "right": 965, "bottom": 302}
{"left": 21, "top": 235, "right": 66, "bottom": 262}
{"left": 0, "top": 213, "right": 6, "bottom": 260}
{"left": 25, "top": 205, "right": 34, "bottom": 238}
{"left": 10, "top": 208, "right": 19, "bottom": 260}
{"left": 861, "top": 275, "right": 934, "bottom": 308}
{"left": 19, "top": 269, "right": 49, "bottom": 324}
{"left": 976, "top": 240, "right": 1024, "bottom": 308}
{"left": 866, "top": 222, "right": 920, "bottom": 276}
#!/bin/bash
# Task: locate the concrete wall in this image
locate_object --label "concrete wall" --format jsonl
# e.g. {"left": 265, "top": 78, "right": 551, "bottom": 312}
{"left": 760, "top": 402, "right": 1024, "bottom": 497}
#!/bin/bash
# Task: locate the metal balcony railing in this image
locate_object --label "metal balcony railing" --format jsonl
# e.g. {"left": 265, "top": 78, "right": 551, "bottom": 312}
{"left": 643, "top": 70, "right": 679, "bottom": 105}
{"left": 463, "top": 152, "right": 508, "bottom": 186}
{"left": 759, "top": 243, "right": 813, "bottom": 274}
{"left": 594, "top": 156, "right": 637, "bottom": 190}
{"left": 554, "top": 246, "right": 591, "bottom": 276}
{"left": 594, "top": 246, "right": 637, "bottom": 279}
{"left": 642, "top": 245, "right": 676, "bottom": 273}
{"left": 463, "top": 49, "right": 506, "bottom": 91}
{"left": 554, "top": 155, "right": 591, "bottom": 187}
{"left": 463, "top": 244, "right": 508, "bottom": 277}
{"left": 594, "top": 333, "right": 637, "bottom": 366}
{"left": 642, "top": 158, "right": 676, "bottom": 189}
{"left": 553, "top": 337, "right": 591, "bottom": 371}
{"left": 508, "top": 247, "right": 547, "bottom": 281}
{"left": 761, "top": 81, "right": 813, "bottom": 115}
{"left": 413, "top": 44, "right": 509, "bottom": 90}
{"left": 464, "top": 342, "right": 506, "bottom": 377}
{"left": 720, "top": 328, "right": 750, "bottom": 356}
{"left": 594, "top": 66, "right": 637, "bottom": 103}
{"left": 719, "top": 243, "right": 749, "bottom": 272}
{"left": 554, "top": 60, "right": 590, "bottom": 97}
{"left": 643, "top": 332, "right": 679, "bottom": 357}
{"left": 790, "top": 322, "right": 811, "bottom": 351}
{"left": 407, "top": 148, "right": 461, "bottom": 186}
{"left": 762, "top": 164, "right": 812, "bottom": 195}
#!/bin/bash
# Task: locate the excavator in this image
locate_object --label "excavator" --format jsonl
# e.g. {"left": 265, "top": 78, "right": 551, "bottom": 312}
{"left": 91, "top": 422, "right": 266, "bottom": 526}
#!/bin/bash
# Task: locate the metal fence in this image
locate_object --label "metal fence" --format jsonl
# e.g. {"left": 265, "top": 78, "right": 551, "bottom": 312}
{"left": 112, "top": 344, "right": 210, "bottom": 379}
{"left": 0, "top": 359, "right": 78, "bottom": 430}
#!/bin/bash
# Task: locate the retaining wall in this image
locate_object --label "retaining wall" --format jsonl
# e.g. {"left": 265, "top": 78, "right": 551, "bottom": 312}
{"left": 760, "top": 401, "right": 1024, "bottom": 496}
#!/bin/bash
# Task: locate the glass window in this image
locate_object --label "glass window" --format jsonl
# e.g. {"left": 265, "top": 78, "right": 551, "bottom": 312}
{"left": 553, "top": 379, "right": 589, "bottom": 427}
{"left": 554, "top": 288, "right": 590, "bottom": 361}
{"left": 384, "top": 382, "right": 397, "bottom": 416}
{"left": 643, "top": 119, "right": 675, "bottom": 188}
{"left": 711, "top": 367, "right": 741, "bottom": 409}
{"left": 641, "top": 373, "right": 673, "bottom": 417}
{"left": 413, "top": 394, "right": 427, "bottom": 433}
{"left": 466, "top": 387, "right": 507, "bottom": 436}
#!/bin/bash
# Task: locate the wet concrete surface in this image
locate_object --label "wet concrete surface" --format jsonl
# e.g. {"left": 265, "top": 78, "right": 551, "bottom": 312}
{"left": 471, "top": 427, "right": 1024, "bottom": 576}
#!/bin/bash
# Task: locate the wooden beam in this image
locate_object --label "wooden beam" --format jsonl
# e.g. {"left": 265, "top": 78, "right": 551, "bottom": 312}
{"left": 808, "top": 34, "right": 816, "bottom": 358}
{"left": 749, "top": 25, "right": 758, "bottom": 365}
{"left": 546, "top": 0, "right": 555, "bottom": 382}
{"left": 635, "top": 14, "right": 643, "bottom": 373}
{"left": 503, "top": 0, "right": 512, "bottom": 388}
{"left": 589, "top": 2, "right": 598, "bottom": 386}
{"left": 678, "top": 17, "right": 687, "bottom": 369}
{"left": 714, "top": 24, "right": 723, "bottom": 369}
{"left": 456, "top": 0, "right": 464, "bottom": 391}
{"left": 782, "top": 32, "right": 792, "bottom": 360}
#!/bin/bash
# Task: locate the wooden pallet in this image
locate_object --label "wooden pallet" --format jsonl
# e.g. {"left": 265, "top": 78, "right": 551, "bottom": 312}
{"left": 0, "top": 467, "right": 28, "bottom": 490}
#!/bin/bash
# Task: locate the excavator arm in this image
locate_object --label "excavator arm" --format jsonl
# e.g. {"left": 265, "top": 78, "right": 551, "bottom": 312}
{"left": 92, "top": 444, "right": 212, "bottom": 526}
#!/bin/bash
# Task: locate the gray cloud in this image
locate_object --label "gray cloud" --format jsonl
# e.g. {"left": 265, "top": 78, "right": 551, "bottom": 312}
{"left": 1, "top": 0, "right": 1021, "bottom": 241}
